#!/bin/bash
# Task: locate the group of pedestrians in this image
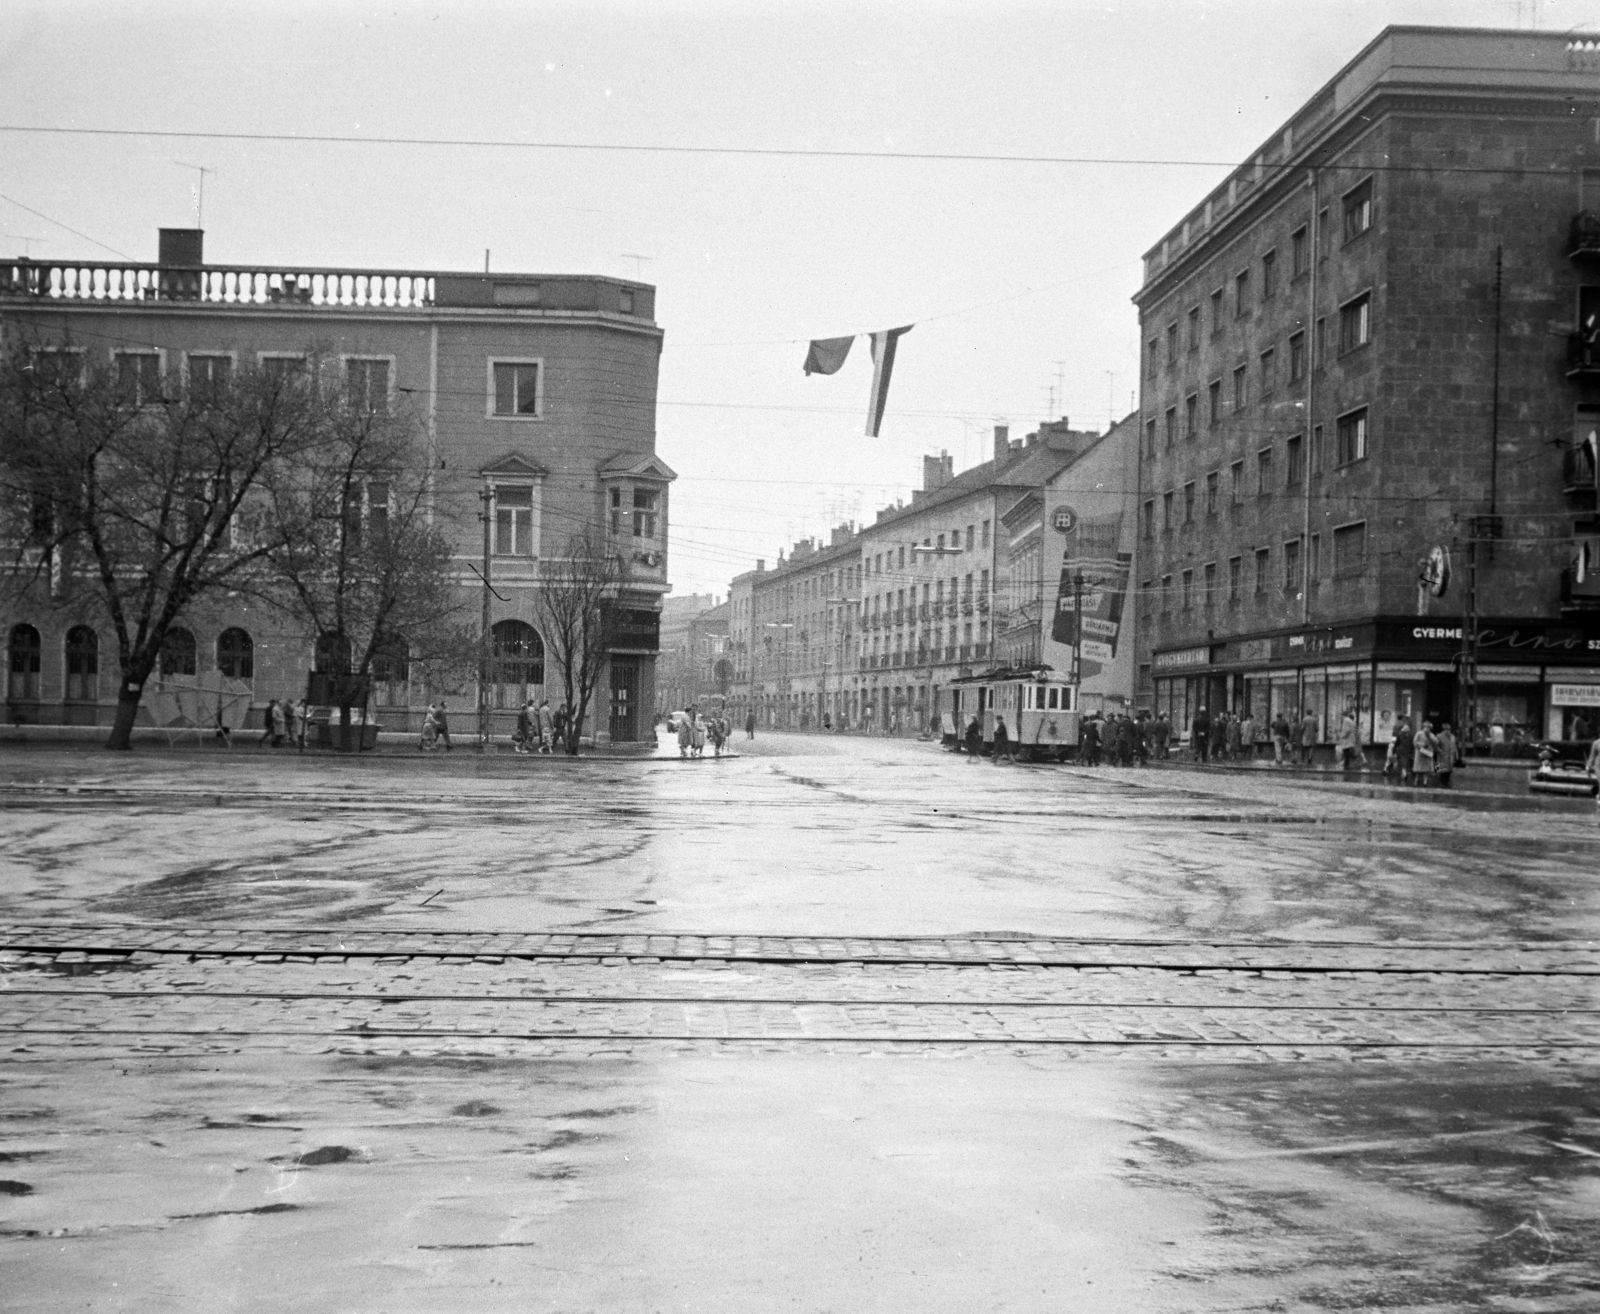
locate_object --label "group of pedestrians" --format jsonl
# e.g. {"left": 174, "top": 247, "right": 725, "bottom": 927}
{"left": 1078, "top": 712, "right": 1163, "bottom": 766}
{"left": 1382, "top": 716, "right": 1460, "bottom": 787}
{"left": 257, "top": 698, "right": 309, "bottom": 751}
{"left": 513, "top": 699, "right": 568, "bottom": 754}
{"left": 669, "top": 707, "right": 732, "bottom": 758}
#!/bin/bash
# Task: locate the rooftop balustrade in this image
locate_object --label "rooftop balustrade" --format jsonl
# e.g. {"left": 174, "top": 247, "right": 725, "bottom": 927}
{"left": 0, "top": 260, "right": 438, "bottom": 309}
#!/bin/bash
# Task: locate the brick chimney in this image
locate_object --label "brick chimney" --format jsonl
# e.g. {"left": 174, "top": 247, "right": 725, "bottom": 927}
{"left": 993, "top": 425, "right": 1010, "bottom": 465}
{"left": 922, "top": 450, "right": 954, "bottom": 493}
{"left": 158, "top": 228, "right": 204, "bottom": 267}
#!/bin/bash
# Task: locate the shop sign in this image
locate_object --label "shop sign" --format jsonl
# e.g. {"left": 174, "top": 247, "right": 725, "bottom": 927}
{"left": 1153, "top": 646, "right": 1210, "bottom": 670}
{"left": 1551, "top": 683, "right": 1600, "bottom": 707}
{"left": 1383, "top": 619, "right": 1600, "bottom": 656}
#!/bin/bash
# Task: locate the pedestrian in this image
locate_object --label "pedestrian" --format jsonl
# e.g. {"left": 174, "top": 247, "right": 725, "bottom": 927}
{"left": 515, "top": 700, "right": 534, "bottom": 754}
{"left": 270, "top": 697, "right": 288, "bottom": 747}
{"left": 434, "top": 699, "right": 453, "bottom": 750}
{"left": 554, "top": 704, "right": 570, "bottom": 752}
{"left": 1586, "top": 733, "right": 1600, "bottom": 816}
{"left": 257, "top": 699, "right": 278, "bottom": 749}
{"left": 1390, "top": 717, "right": 1415, "bottom": 785}
{"left": 745, "top": 710, "right": 756, "bottom": 740}
{"left": 992, "top": 713, "right": 1010, "bottom": 764}
{"left": 692, "top": 710, "right": 707, "bottom": 758}
{"left": 1226, "top": 711, "right": 1242, "bottom": 762}
{"left": 1238, "top": 712, "right": 1255, "bottom": 763}
{"left": 1152, "top": 712, "right": 1170, "bottom": 760}
{"left": 420, "top": 702, "right": 439, "bottom": 751}
{"left": 1336, "top": 710, "right": 1364, "bottom": 772}
{"left": 1435, "top": 722, "right": 1458, "bottom": 787}
{"left": 1412, "top": 719, "right": 1437, "bottom": 787}
{"left": 1210, "top": 710, "right": 1227, "bottom": 763}
{"left": 1134, "top": 713, "right": 1151, "bottom": 766}
{"left": 293, "top": 698, "right": 309, "bottom": 753}
{"left": 1270, "top": 711, "right": 1290, "bottom": 765}
{"left": 964, "top": 714, "right": 982, "bottom": 762}
{"left": 537, "top": 699, "right": 555, "bottom": 754}
{"left": 1080, "top": 714, "right": 1101, "bottom": 766}
{"left": 1191, "top": 705, "right": 1211, "bottom": 763}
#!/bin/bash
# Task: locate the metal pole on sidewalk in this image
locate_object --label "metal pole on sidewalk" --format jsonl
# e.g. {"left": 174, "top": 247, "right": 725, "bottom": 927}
{"left": 478, "top": 485, "right": 493, "bottom": 752}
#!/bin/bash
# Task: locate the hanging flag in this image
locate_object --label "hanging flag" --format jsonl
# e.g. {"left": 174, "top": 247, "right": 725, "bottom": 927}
{"left": 803, "top": 336, "right": 855, "bottom": 376}
{"left": 865, "top": 325, "right": 913, "bottom": 437}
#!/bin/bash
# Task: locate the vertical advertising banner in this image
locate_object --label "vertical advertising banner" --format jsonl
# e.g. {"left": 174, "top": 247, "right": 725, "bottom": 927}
{"left": 1042, "top": 487, "right": 1135, "bottom": 709}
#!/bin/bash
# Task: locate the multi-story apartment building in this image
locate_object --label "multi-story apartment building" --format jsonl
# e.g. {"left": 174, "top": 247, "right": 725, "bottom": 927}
{"left": 655, "top": 593, "right": 719, "bottom": 715}
{"left": 1135, "top": 27, "right": 1600, "bottom": 750}
{"left": 2, "top": 228, "right": 670, "bottom": 743}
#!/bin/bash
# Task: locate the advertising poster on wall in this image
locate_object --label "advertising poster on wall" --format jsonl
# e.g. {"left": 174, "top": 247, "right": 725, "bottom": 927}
{"left": 1041, "top": 486, "right": 1136, "bottom": 712}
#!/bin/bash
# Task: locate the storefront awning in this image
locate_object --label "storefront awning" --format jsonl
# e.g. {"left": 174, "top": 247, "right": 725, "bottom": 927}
{"left": 1376, "top": 662, "right": 1454, "bottom": 678}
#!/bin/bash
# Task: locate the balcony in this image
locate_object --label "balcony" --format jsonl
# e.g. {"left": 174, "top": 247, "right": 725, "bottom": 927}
{"left": 1561, "top": 564, "right": 1600, "bottom": 611}
{"left": 1569, "top": 212, "right": 1600, "bottom": 260}
{"left": 1567, "top": 331, "right": 1600, "bottom": 379}
{"left": 1566, "top": 444, "right": 1599, "bottom": 501}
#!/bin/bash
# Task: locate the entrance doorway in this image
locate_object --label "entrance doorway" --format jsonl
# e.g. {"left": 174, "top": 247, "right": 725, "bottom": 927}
{"left": 609, "top": 657, "right": 640, "bottom": 742}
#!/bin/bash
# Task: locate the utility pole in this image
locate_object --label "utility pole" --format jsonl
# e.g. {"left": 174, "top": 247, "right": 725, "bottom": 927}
{"left": 478, "top": 485, "right": 494, "bottom": 751}
{"left": 1459, "top": 533, "right": 1478, "bottom": 745}
{"left": 1072, "top": 571, "right": 1085, "bottom": 703}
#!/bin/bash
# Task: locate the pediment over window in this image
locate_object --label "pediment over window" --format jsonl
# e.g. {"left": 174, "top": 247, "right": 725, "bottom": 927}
{"left": 481, "top": 452, "right": 549, "bottom": 479}
{"left": 600, "top": 452, "right": 677, "bottom": 483}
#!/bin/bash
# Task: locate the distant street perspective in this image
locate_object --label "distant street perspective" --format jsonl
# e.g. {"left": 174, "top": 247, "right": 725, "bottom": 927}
{"left": 2, "top": 733, "right": 1599, "bottom": 1311}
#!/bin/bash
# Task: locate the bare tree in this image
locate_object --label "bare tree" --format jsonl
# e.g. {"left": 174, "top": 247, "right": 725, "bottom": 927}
{"left": 259, "top": 390, "right": 472, "bottom": 749}
{"left": 535, "top": 526, "right": 625, "bottom": 754}
{"left": 0, "top": 332, "right": 323, "bottom": 750}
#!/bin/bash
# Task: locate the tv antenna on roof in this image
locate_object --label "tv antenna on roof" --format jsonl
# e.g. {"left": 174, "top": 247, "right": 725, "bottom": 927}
{"left": 620, "top": 253, "right": 653, "bottom": 280}
{"left": 175, "top": 162, "right": 216, "bottom": 227}
{"left": 4, "top": 234, "right": 43, "bottom": 258}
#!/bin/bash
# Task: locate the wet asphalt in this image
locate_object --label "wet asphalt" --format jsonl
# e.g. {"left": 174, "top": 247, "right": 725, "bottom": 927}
{"left": 0, "top": 731, "right": 1597, "bottom": 1312}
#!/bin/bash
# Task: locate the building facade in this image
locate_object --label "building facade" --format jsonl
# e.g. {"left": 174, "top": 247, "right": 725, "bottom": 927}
{"left": 2, "top": 228, "right": 670, "bottom": 742}
{"left": 1134, "top": 27, "right": 1600, "bottom": 750}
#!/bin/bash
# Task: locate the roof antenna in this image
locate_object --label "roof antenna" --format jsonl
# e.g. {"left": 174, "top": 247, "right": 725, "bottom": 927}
{"left": 175, "top": 162, "right": 215, "bottom": 227}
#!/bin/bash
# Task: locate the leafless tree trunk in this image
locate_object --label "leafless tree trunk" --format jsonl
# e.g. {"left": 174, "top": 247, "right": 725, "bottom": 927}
{"left": 535, "top": 527, "right": 625, "bottom": 755}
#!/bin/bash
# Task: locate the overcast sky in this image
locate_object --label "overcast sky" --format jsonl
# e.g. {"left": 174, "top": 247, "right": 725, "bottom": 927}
{"left": 1, "top": 0, "right": 1585, "bottom": 597}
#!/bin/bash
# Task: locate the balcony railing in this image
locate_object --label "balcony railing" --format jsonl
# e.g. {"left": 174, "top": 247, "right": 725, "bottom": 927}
{"left": 1, "top": 259, "right": 438, "bottom": 309}
{"left": 1565, "top": 444, "right": 1599, "bottom": 498}
{"left": 1567, "top": 331, "right": 1600, "bottom": 379}
{"left": 1569, "top": 211, "right": 1600, "bottom": 260}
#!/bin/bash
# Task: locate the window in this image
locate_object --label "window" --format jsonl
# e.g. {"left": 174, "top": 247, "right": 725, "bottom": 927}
{"left": 1232, "top": 365, "right": 1247, "bottom": 412}
{"left": 114, "top": 351, "right": 162, "bottom": 406}
{"left": 1234, "top": 269, "right": 1250, "bottom": 319}
{"left": 1187, "top": 305, "right": 1201, "bottom": 351}
{"left": 8, "top": 624, "right": 41, "bottom": 701}
{"left": 1333, "top": 521, "right": 1367, "bottom": 577}
{"left": 371, "top": 633, "right": 410, "bottom": 707}
{"left": 1145, "top": 420, "right": 1157, "bottom": 456}
{"left": 1148, "top": 339, "right": 1160, "bottom": 380}
{"left": 490, "top": 620, "right": 545, "bottom": 707}
{"left": 1289, "top": 332, "right": 1306, "bottom": 384}
{"left": 981, "top": 520, "right": 991, "bottom": 548}
{"left": 1160, "top": 574, "right": 1173, "bottom": 614}
{"left": 30, "top": 347, "right": 83, "bottom": 388}
{"left": 64, "top": 626, "right": 98, "bottom": 701}
{"left": 1166, "top": 323, "right": 1178, "bottom": 363}
{"left": 1210, "top": 287, "right": 1225, "bottom": 333}
{"left": 619, "top": 289, "right": 635, "bottom": 313}
{"left": 1164, "top": 407, "right": 1177, "bottom": 448}
{"left": 1317, "top": 207, "right": 1331, "bottom": 259}
{"left": 1203, "top": 561, "right": 1217, "bottom": 609}
{"left": 1208, "top": 380, "right": 1222, "bottom": 425}
{"left": 188, "top": 353, "right": 232, "bottom": 397}
{"left": 1336, "top": 408, "right": 1368, "bottom": 465}
{"left": 1185, "top": 393, "right": 1198, "bottom": 440}
{"left": 965, "top": 526, "right": 974, "bottom": 552}
{"left": 1230, "top": 460, "right": 1245, "bottom": 506}
{"left": 1309, "top": 533, "right": 1321, "bottom": 583}
{"left": 1183, "top": 481, "right": 1195, "bottom": 524}
{"left": 1314, "top": 317, "right": 1326, "bottom": 369}
{"left": 1256, "top": 447, "right": 1273, "bottom": 497}
{"left": 315, "top": 630, "right": 353, "bottom": 674}
{"left": 1261, "top": 249, "right": 1276, "bottom": 300}
{"left": 260, "top": 353, "right": 308, "bottom": 385}
{"left": 345, "top": 358, "right": 391, "bottom": 415}
{"left": 1343, "top": 180, "right": 1373, "bottom": 242}
{"left": 217, "top": 628, "right": 253, "bottom": 681}
{"left": 1259, "top": 348, "right": 1275, "bottom": 396}
{"left": 1181, "top": 569, "right": 1194, "bottom": 612}
{"left": 159, "top": 627, "right": 196, "bottom": 679}
{"left": 1205, "top": 470, "right": 1219, "bottom": 516}
{"left": 1338, "top": 293, "right": 1371, "bottom": 353}
{"left": 1228, "top": 556, "right": 1242, "bottom": 603}
{"left": 1254, "top": 548, "right": 1270, "bottom": 596}
{"left": 1286, "top": 434, "right": 1304, "bottom": 488}
{"left": 490, "top": 360, "right": 542, "bottom": 417}
{"left": 1142, "top": 499, "right": 1154, "bottom": 539}
{"left": 495, "top": 485, "right": 535, "bottom": 556}
{"left": 1284, "top": 538, "right": 1301, "bottom": 594}
{"left": 366, "top": 481, "right": 390, "bottom": 539}
{"left": 1162, "top": 490, "right": 1174, "bottom": 532}
{"left": 1291, "top": 224, "right": 1309, "bottom": 276}
{"left": 1310, "top": 424, "right": 1324, "bottom": 473}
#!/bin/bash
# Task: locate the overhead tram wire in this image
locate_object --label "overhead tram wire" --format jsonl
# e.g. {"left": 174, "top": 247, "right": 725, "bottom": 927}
{"left": 0, "top": 123, "right": 1593, "bottom": 180}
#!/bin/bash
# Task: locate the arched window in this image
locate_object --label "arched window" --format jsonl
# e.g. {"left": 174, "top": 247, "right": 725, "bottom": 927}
{"left": 64, "top": 626, "right": 98, "bottom": 701}
{"left": 490, "top": 620, "right": 544, "bottom": 708}
{"left": 217, "top": 627, "right": 253, "bottom": 681}
{"left": 371, "top": 632, "right": 410, "bottom": 708}
{"left": 7, "top": 624, "right": 41, "bottom": 701}
{"left": 159, "top": 626, "right": 197, "bottom": 679}
{"left": 314, "top": 630, "right": 352, "bottom": 674}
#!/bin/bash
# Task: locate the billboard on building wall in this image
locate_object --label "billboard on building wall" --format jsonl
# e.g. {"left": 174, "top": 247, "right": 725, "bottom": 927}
{"left": 1040, "top": 485, "right": 1136, "bottom": 710}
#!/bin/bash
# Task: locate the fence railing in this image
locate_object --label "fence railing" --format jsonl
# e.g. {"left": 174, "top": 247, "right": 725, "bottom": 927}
{"left": 0, "top": 261, "right": 437, "bottom": 310}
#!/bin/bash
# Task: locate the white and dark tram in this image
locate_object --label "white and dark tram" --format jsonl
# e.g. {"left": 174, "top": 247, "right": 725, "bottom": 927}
{"left": 937, "top": 665, "right": 1080, "bottom": 761}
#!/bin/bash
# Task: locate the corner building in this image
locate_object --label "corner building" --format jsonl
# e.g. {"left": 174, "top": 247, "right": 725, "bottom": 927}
{"left": 1, "top": 229, "right": 669, "bottom": 743}
{"left": 1134, "top": 27, "right": 1600, "bottom": 752}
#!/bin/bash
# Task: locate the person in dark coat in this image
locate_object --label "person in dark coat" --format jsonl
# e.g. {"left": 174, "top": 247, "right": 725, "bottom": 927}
{"left": 1191, "top": 706, "right": 1211, "bottom": 763}
{"left": 1390, "top": 717, "right": 1415, "bottom": 785}
{"left": 964, "top": 714, "right": 982, "bottom": 762}
{"left": 434, "top": 699, "right": 453, "bottom": 750}
{"left": 1080, "top": 715, "right": 1101, "bottom": 766}
{"left": 992, "top": 714, "right": 1011, "bottom": 765}
{"left": 1152, "top": 713, "right": 1170, "bottom": 760}
{"left": 745, "top": 711, "right": 756, "bottom": 740}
